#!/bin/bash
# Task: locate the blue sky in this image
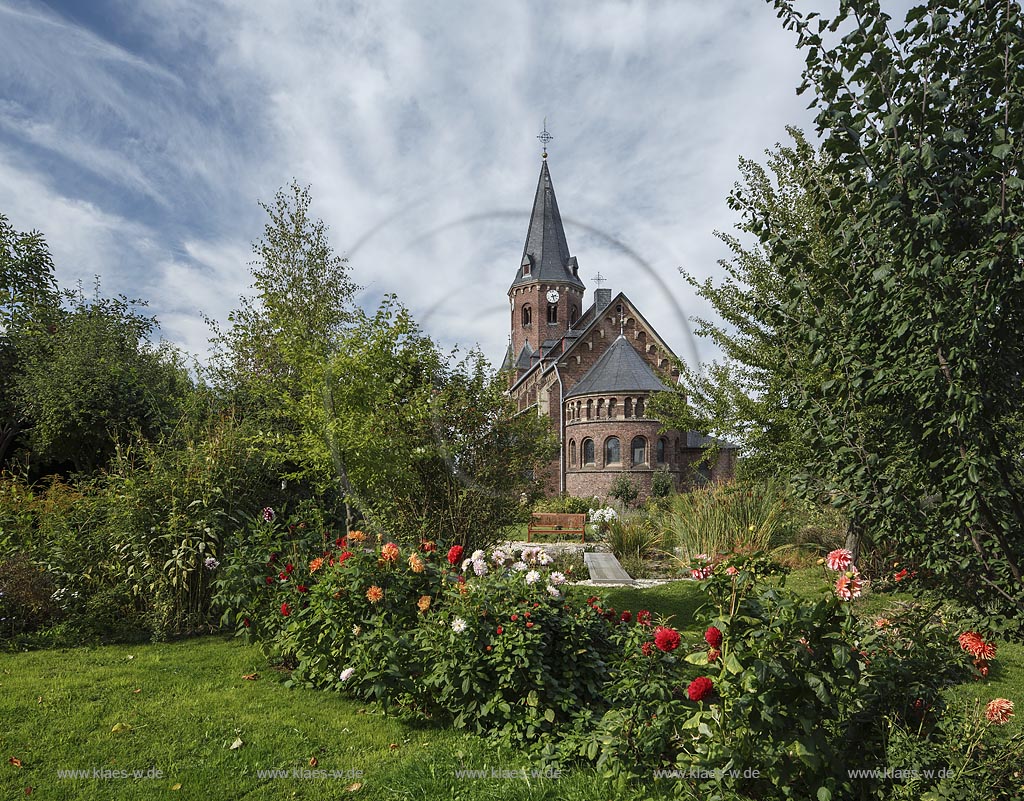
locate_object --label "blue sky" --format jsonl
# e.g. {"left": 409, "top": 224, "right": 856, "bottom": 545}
{"left": 0, "top": 0, "right": 911, "bottom": 369}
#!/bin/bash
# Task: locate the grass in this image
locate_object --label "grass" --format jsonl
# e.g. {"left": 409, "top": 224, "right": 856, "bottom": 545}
{"left": 0, "top": 636, "right": 651, "bottom": 801}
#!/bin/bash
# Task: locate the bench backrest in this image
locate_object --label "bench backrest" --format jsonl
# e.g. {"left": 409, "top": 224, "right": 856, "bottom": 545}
{"left": 530, "top": 512, "right": 586, "bottom": 528}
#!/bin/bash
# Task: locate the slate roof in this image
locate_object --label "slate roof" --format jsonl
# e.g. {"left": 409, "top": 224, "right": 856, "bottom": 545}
{"left": 565, "top": 335, "right": 668, "bottom": 398}
{"left": 509, "top": 160, "right": 585, "bottom": 291}
{"left": 514, "top": 341, "right": 534, "bottom": 370}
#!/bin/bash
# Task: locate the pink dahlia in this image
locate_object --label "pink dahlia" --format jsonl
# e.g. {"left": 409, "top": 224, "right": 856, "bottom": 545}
{"left": 826, "top": 548, "right": 854, "bottom": 572}
{"left": 985, "top": 698, "right": 1014, "bottom": 725}
{"left": 835, "top": 569, "right": 863, "bottom": 601}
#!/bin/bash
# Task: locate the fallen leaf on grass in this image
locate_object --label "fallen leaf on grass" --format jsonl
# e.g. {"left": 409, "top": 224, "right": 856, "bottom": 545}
{"left": 36, "top": 696, "right": 42, "bottom": 704}
{"left": 308, "top": 757, "right": 318, "bottom": 767}
{"left": 346, "top": 782, "right": 362, "bottom": 792}
{"left": 241, "top": 673, "right": 259, "bottom": 681}
{"left": 111, "top": 723, "right": 132, "bottom": 734}
{"left": 24, "top": 787, "right": 32, "bottom": 795}
{"left": 132, "top": 689, "right": 142, "bottom": 694}
{"left": 170, "top": 783, "right": 182, "bottom": 791}
{"left": 229, "top": 737, "right": 243, "bottom": 750}
{"left": 9, "top": 757, "right": 23, "bottom": 768}
{"left": 388, "top": 743, "right": 399, "bottom": 751}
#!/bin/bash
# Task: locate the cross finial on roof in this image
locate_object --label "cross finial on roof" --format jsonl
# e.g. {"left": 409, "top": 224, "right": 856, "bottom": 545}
{"left": 537, "top": 118, "right": 553, "bottom": 159}
{"left": 592, "top": 271, "right": 607, "bottom": 288}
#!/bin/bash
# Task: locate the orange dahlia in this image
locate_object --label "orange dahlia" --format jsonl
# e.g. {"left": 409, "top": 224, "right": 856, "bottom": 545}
{"left": 366, "top": 585, "right": 384, "bottom": 603}
{"left": 408, "top": 554, "right": 425, "bottom": 574}
{"left": 348, "top": 530, "right": 366, "bottom": 544}
{"left": 380, "top": 542, "right": 400, "bottom": 563}
{"left": 417, "top": 595, "right": 431, "bottom": 613}
{"left": 309, "top": 557, "right": 324, "bottom": 573}
{"left": 985, "top": 698, "right": 1014, "bottom": 725}
{"left": 959, "top": 631, "right": 996, "bottom": 660}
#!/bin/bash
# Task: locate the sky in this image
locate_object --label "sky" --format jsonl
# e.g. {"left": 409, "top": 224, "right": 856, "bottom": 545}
{"left": 0, "top": 0, "right": 911, "bottom": 371}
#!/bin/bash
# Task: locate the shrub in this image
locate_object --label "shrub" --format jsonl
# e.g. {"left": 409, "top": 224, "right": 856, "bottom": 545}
{"left": 650, "top": 468, "right": 674, "bottom": 499}
{"left": 657, "top": 480, "right": 791, "bottom": 561}
{"left": 608, "top": 474, "right": 640, "bottom": 507}
{"left": 605, "top": 516, "right": 662, "bottom": 562}
{"left": 533, "top": 495, "right": 592, "bottom": 515}
{"left": 0, "top": 552, "right": 59, "bottom": 638}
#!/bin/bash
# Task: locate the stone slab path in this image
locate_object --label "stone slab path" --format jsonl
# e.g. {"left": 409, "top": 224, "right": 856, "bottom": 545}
{"left": 584, "top": 552, "right": 636, "bottom": 585}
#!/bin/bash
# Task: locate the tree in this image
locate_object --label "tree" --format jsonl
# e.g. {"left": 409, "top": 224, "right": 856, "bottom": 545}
{"left": 0, "top": 213, "right": 57, "bottom": 466}
{"left": 758, "top": 0, "right": 1024, "bottom": 626}
{"left": 12, "top": 282, "right": 191, "bottom": 473}
{"left": 207, "top": 180, "right": 358, "bottom": 486}
{"left": 317, "top": 298, "right": 556, "bottom": 545}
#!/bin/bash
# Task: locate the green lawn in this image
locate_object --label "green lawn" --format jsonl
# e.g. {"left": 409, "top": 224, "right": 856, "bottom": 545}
{"left": 0, "top": 637, "right": 641, "bottom": 801}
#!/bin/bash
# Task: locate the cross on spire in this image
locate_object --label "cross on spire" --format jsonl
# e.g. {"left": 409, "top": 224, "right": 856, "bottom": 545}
{"left": 591, "top": 271, "right": 607, "bottom": 288}
{"left": 537, "top": 118, "right": 553, "bottom": 159}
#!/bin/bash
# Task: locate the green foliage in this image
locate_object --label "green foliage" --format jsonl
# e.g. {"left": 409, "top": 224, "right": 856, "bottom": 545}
{"left": 605, "top": 515, "right": 662, "bottom": 562}
{"left": 318, "top": 301, "right": 556, "bottom": 548}
{"left": 7, "top": 282, "right": 190, "bottom": 474}
{"left": 0, "top": 410, "right": 286, "bottom": 643}
{"left": 0, "top": 551, "right": 59, "bottom": 638}
{"left": 656, "top": 481, "right": 792, "bottom": 562}
{"left": 758, "top": 0, "right": 1024, "bottom": 630}
{"left": 608, "top": 474, "right": 640, "bottom": 507}
{"left": 533, "top": 494, "right": 593, "bottom": 515}
{"left": 649, "top": 468, "right": 674, "bottom": 500}
{"left": 0, "top": 213, "right": 58, "bottom": 467}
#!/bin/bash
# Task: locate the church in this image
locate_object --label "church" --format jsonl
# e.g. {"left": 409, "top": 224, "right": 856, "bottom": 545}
{"left": 500, "top": 151, "right": 736, "bottom": 501}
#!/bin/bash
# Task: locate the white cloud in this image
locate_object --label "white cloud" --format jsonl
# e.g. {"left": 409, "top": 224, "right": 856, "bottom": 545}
{"left": 0, "top": 0, "right": 833, "bottom": 369}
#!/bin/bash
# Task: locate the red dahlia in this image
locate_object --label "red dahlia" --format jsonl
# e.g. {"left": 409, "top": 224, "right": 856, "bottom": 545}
{"left": 280, "top": 602, "right": 290, "bottom": 617}
{"left": 620, "top": 611, "right": 632, "bottom": 623}
{"left": 641, "top": 642, "right": 653, "bottom": 656}
{"left": 687, "top": 676, "right": 714, "bottom": 702}
{"left": 447, "top": 545, "right": 464, "bottom": 566}
{"left": 637, "top": 610, "right": 652, "bottom": 626}
{"left": 654, "top": 626, "right": 681, "bottom": 652}
{"left": 704, "top": 626, "right": 723, "bottom": 648}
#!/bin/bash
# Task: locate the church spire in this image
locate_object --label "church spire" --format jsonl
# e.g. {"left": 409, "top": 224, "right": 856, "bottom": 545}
{"left": 509, "top": 158, "right": 584, "bottom": 291}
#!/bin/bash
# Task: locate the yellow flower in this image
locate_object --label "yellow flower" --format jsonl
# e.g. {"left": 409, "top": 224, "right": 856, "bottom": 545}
{"left": 408, "top": 554, "right": 425, "bottom": 574}
{"left": 366, "top": 585, "right": 384, "bottom": 603}
{"left": 417, "top": 595, "right": 431, "bottom": 613}
{"left": 309, "top": 557, "right": 324, "bottom": 573}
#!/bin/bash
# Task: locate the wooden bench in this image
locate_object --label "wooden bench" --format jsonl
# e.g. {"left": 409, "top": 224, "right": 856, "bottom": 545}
{"left": 527, "top": 512, "right": 587, "bottom": 543}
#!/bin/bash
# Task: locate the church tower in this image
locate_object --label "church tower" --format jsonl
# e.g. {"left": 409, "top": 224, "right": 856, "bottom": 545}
{"left": 507, "top": 157, "right": 585, "bottom": 374}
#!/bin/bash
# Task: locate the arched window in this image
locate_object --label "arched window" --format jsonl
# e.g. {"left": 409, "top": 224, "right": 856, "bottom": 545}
{"left": 624, "top": 397, "right": 632, "bottom": 418}
{"left": 586, "top": 399, "right": 593, "bottom": 419}
{"left": 547, "top": 303, "right": 558, "bottom": 324}
{"left": 605, "top": 436, "right": 621, "bottom": 464}
{"left": 569, "top": 439, "right": 577, "bottom": 467}
{"left": 631, "top": 436, "right": 647, "bottom": 466}
{"left": 597, "top": 398, "right": 605, "bottom": 418}
{"left": 656, "top": 437, "right": 667, "bottom": 464}
{"left": 570, "top": 306, "right": 579, "bottom": 326}
{"left": 521, "top": 305, "right": 532, "bottom": 327}
{"left": 635, "top": 397, "right": 645, "bottom": 417}
{"left": 583, "top": 439, "right": 595, "bottom": 465}
{"left": 608, "top": 398, "right": 617, "bottom": 419}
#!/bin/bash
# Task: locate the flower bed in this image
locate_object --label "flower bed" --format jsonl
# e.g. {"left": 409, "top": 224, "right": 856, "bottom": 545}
{"left": 216, "top": 511, "right": 1022, "bottom": 798}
